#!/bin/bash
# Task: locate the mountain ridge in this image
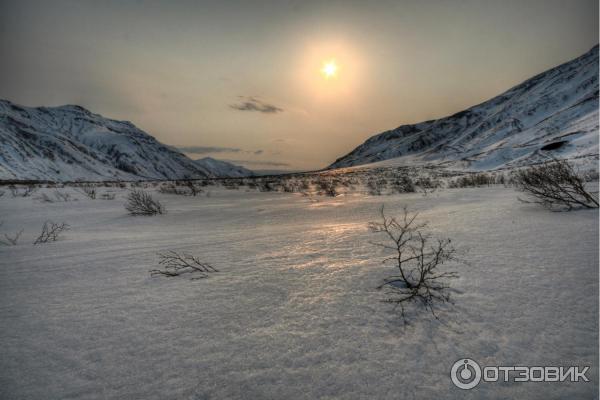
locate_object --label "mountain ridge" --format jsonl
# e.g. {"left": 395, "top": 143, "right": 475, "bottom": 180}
{"left": 328, "top": 45, "right": 599, "bottom": 171}
{"left": 0, "top": 100, "right": 253, "bottom": 181}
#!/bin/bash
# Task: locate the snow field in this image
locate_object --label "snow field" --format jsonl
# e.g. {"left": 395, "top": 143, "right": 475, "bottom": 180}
{"left": 0, "top": 185, "right": 597, "bottom": 399}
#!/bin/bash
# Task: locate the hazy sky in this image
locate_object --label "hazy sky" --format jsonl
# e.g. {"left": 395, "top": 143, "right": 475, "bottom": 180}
{"left": 1, "top": 0, "right": 598, "bottom": 171}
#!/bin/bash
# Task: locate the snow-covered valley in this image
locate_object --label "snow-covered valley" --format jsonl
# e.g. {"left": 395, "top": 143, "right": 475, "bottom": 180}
{"left": 0, "top": 183, "right": 597, "bottom": 399}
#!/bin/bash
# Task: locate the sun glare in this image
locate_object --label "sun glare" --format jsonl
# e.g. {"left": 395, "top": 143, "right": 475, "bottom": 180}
{"left": 321, "top": 60, "right": 338, "bottom": 79}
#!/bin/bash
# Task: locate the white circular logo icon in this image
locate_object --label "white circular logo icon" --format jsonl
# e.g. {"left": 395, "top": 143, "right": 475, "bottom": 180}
{"left": 451, "top": 358, "right": 482, "bottom": 390}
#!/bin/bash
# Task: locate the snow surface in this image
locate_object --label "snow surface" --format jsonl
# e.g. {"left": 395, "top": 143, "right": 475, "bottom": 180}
{"left": 0, "top": 185, "right": 597, "bottom": 399}
{"left": 329, "top": 45, "right": 599, "bottom": 171}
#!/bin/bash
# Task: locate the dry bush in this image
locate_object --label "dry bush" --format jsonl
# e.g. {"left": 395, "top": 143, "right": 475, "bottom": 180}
{"left": 513, "top": 159, "right": 598, "bottom": 210}
{"left": 34, "top": 221, "right": 69, "bottom": 244}
{"left": 0, "top": 228, "right": 24, "bottom": 246}
{"left": 313, "top": 177, "right": 338, "bottom": 197}
{"left": 54, "top": 190, "right": 74, "bottom": 202}
{"left": 582, "top": 169, "right": 599, "bottom": 182}
{"left": 99, "top": 193, "right": 116, "bottom": 200}
{"left": 9, "top": 185, "right": 37, "bottom": 197}
{"left": 222, "top": 180, "right": 241, "bottom": 190}
{"left": 125, "top": 189, "right": 165, "bottom": 215}
{"left": 160, "top": 181, "right": 202, "bottom": 196}
{"left": 159, "top": 183, "right": 186, "bottom": 195}
{"left": 39, "top": 193, "right": 54, "bottom": 203}
{"left": 79, "top": 184, "right": 97, "bottom": 199}
{"left": 258, "top": 180, "right": 276, "bottom": 192}
{"left": 415, "top": 176, "right": 441, "bottom": 190}
{"left": 298, "top": 179, "right": 310, "bottom": 192}
{"left": 369, "top": 206, "right": 459, "bottom": 322}
{"left": 39, "top": 190, "right": 74, "bottom": 203}
{"left": 281, "top": 181, "right": 296, "bottom": 193}
{"left": 390, "top": 176, "right": 416, "bottom": 194}
{"left": 185, "top": 181, "right": 202, "bottom": 196}
{"left": 150, "top": 251, "right": 218, "bottom": 279}
{"left": 448, "top": 173, "right": 495, "bottom": 188}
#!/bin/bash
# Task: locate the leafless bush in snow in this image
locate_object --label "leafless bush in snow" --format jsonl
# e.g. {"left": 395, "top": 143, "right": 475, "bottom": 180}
{"left": 150, "top": 251, "right": 218, "bottom": 279}
{"left": 390, "top": 175, "right": 416, "bottom": 194}
{"left": 366, "top": 177, "right": 386, "bottom": 195}
{"left": 54, "top": 190, "right": 74, "bottom": 202}
{"left": 582, "top": 169, "right": 599, "bottom": 182}
{"left": 0, "top": 228, "right": 24, "bottom": 246}
{"left": 39, "top": 190, "right": 74, "bottom": 203}
{"left": 185, "top": 181, "right": 202, "bottom": 196}
{"left": 448, "top": 172, "right": 495, "bottom": 188}
{"left": 39, "top": 193, "right": 54, "bottom": 203}
{"left": 33, "top": 221, "right": 69, "bottom": 244}
{"left": 78, "top": 184, "right": 97, "bottom": 199}
{"left": 513, "top": 158, "right": 598, "bottom": 210}
{"left": 369, "top": 206, "right": 459, "bottom": 322}
{"left": 9, "top": 185, "right": 37, "bottom": 197}
{"left": 159, "top": 183, "right": 185, "bottom": 195}
{"left": 159, "top": 181, "right": 202, "bottom": 196}
{"left": 125, "top": 189, "right": 165, "bottom": 215}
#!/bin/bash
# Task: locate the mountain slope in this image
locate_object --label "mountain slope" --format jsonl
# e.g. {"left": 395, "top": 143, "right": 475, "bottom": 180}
{"left": 193, "top": 157, "right": 254, "bottom": 178}
{"left": 0, "top": 100, "right": 251, "bottom": 181}
{"left": 329, "top": 45, "right": 599, "bottom": 171}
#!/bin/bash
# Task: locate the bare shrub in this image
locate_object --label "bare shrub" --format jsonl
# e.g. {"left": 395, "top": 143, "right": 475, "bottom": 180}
{"left": 258, "top": 180, "right": 276, "bottom": 192}
{"left": 281, "top": 181, "right": 296, "bottom": 193}
{"left": 0, "top": 228, "right": 24, "bottom": 246}
{"left": 9, "top": 185, "right": 37, "bottom": 197}
{"left": 366, "top": 178, "right": 386, "bottom": 195}
{"left": 298, "top": 179, "right": 310, "bottom": 192}
{"left": 582, "top": 169, "right": 599, "bottom": 182}
{"left": 315, "top": 177, "right": 338, "bottom": 197}
{"left": 54, "top": 190, "right": 73, "bottom": 202}
{"left": 79, "top": 184, "right": 97, "bottom": 199}
{"left": 390, "top": 176, "right": 416, "bottom": 193}
{"left": 185, "top": 181, "right": 202, "bottom": 196}
{"left": 160, "top": 181, "right": 202, "bottom": 196}
{"left": 150, "top": 251, "right": 218, "bottom": 279}
{"left": 0, "top": 190, "right": 5, "bottom": 198}
{"left": 513, "top": 159, "right": 599, "bottom": 210}
{"left": 369, "top": 206, "right": 459, "bottom": 322}
{"left": 448, "top": 173, "right": 494, "bottom": 188}
{"left": 222, "top": 180, "right": 241, "bottom": 190}
{"left": 39, "top": 190, "right": 73, "bottom": 203}
{"left": 39, "top": 193, "right": 54, "bottom": 203}
{"left": 159, "top": 183, "right": 185, "bottom": 195}
{"left": 125, "top": 189, "right": 165, "bottom": 215}
{"left": 34, "top": 221, "right": 69, "bottom": 244}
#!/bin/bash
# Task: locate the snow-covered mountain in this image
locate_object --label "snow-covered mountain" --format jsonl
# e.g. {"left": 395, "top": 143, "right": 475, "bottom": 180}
{"left": 329, "top": 45, "right": 599, "bottom": 171}
{"left": 0, "top": 100, "right": 252, "bottom": 181}
{"left": 193, "top": 157, "right": 254, "bottom": 178}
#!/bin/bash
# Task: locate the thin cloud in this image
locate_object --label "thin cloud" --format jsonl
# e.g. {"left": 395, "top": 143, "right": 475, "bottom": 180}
{"left": 230, "top": 96, "right": 283, "bottom": 114}
{"left": 178, "top": 146, "right": 241, "bottom": 154}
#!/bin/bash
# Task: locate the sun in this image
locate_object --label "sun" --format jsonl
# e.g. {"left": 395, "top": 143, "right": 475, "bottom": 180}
{"left": 321, "top": 59, "right": 338, "bottom": 79}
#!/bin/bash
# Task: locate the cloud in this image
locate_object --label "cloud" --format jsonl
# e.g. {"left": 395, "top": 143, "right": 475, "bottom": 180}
{"left": 178, "top": 146, "right": 241, "bottom": 154}
{"left": 230, "top": 96, "right": 283, "bottom": 114}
